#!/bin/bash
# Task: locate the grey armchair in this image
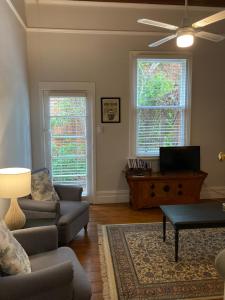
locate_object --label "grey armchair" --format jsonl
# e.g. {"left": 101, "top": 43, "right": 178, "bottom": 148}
{"left": 19, "top": 184, "right": 90, "bottom": 244}
{"left": 0, "top": 226, "right": 91, "bottom": 300}
{"left": 215, "top": 249, "right": 225, "bottom": 300}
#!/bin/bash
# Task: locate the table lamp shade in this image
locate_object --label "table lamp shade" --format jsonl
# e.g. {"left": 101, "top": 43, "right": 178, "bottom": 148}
{"left": 0, "top": 168, "right": 31, "bottom": 230}
{"left": 0, "top": 168, "right": 31, "bottom": 198}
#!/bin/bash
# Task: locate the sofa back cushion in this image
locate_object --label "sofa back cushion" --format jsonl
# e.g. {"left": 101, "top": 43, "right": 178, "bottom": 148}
{"left": 31, "top": 168, "right": 60, "bottom": 202}
{"left": 0, "top": 220, "right": 31, "bottom": 275}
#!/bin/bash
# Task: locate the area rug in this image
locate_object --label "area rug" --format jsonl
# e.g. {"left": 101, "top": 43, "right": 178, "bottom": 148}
{"left": 98, "top": 223, "right": 225, "bottom": 300}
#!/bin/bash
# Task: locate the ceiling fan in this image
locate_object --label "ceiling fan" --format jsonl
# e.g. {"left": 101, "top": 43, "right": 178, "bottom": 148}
{"left": 137, "top": 0, "right": 225, "bottom": 48}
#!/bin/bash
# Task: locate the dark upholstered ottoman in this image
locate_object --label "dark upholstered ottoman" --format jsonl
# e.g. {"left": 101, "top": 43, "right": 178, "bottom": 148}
{"left": 160, "top": 202, "right": 225, "bottom": 262}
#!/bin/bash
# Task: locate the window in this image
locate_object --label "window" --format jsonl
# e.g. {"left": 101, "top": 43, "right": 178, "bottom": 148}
{"left": 131, "top": 55, "right": 191, "bottom": 157}
{"left": 41, "top": 82, "right": 95, "bottom": 199}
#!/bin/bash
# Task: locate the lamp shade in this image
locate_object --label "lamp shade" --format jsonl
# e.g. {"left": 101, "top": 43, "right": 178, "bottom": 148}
{"left": 0, "top": 168, "right": 31, "bottom": 198}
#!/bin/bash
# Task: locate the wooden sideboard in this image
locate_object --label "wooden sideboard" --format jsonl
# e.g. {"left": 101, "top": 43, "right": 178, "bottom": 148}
{"left": 125, "top": 170, "right": 208, "bottom": 210}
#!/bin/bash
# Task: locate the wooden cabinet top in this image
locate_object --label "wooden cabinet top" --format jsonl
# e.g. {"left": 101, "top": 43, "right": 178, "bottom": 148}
{"left": 125, "top": 170, "right": 208, "bottom": 181}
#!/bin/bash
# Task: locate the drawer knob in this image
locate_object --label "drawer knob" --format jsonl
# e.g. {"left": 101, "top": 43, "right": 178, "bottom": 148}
{"left": 163, "top": 185, "right": 170, "bottom": 192}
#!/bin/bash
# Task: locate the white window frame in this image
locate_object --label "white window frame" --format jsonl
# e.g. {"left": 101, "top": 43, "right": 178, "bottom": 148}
{"left": 129, "top": 52, "right": 192, "bottom": 159}
{"left": 39, "top": 82, "right": 96, "bottom": 202}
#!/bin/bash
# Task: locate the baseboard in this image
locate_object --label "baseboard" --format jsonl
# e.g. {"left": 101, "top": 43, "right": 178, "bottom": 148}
{"left": 95, "top": 190, "right": 129, "bottom": 204}
{"left": 94, "top": 186, "right": 225, "bottom": 204}
{"left": 201, "top": 186, "right": 225, "bottom": 199}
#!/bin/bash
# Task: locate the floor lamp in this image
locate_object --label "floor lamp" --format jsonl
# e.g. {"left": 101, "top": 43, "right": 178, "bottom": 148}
{"left": 0, "top": 168, "right": 31, "bottom": 230}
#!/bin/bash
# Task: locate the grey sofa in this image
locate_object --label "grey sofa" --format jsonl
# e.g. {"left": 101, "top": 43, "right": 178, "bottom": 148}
{"left": 19, "top": 184, "right": 90, "bottom": 244}
{"left": 0, "top": 226, "right": 91, "bottom": 300}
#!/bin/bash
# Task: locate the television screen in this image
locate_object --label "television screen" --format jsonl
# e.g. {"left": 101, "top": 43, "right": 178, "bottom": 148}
{"left": 160, "top": 146, "right": 200, "bottom": 172}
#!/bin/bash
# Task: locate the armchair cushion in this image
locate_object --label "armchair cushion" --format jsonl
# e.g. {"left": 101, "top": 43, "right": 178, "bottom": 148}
{"left": 31, "top": 168, "right": 59, "bottom": 202}
{"left": 0, "top": 220, "right": 31, "bottom": 275}
{"left": 58, "top": 201, "right": 89, "bottom": 226}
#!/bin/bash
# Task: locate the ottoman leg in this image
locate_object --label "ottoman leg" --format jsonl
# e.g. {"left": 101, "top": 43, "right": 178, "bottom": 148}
{"left": 163, "top": 214, "right": 166, "bottom": 242}
{"left": 175, "top": 228, "right": 179, "bottom": 262}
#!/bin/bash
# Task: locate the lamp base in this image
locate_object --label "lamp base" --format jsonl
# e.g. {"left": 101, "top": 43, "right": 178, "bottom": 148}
{"left": 4, "top": 198, "right": 26, "bottom": 230}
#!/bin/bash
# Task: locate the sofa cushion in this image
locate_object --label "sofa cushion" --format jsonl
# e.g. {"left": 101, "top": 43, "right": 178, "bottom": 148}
{"left": 31, "top": 169, "right": 60, "bottom": 202}
{"left": 0, "top": 220, "right": 31, "bottom": 275}
{"left": 58, "top": 200, "right": 90, "bottom": 226}
{"left": 30, "top": 247, "right": 91, "bottom": 300}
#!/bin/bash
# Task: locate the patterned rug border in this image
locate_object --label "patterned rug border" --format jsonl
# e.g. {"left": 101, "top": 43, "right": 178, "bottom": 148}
{"left": 98, "top": 223, "right": 223, "bottom": 300}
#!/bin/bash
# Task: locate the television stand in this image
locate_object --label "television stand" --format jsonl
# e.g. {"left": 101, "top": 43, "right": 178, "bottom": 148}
{"left": 125, "top": 170, "right": 208, "bottom": 210}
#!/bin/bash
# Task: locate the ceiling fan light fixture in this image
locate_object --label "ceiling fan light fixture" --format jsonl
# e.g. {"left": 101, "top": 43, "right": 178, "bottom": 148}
{"left": 176, "top": 28, "right": 195, "bottom": 48}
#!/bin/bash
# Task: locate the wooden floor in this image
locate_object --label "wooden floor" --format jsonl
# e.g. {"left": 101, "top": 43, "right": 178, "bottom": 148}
{"left": 69, "top": 203, "right": 163, "bottom": 300}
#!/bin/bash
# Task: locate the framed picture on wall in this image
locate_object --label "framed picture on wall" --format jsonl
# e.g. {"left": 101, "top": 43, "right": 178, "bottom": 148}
{"left": 101, "top": 97, "right": 121, "bottom": 123}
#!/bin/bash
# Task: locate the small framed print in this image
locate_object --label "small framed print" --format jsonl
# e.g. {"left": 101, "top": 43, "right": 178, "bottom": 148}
{"left": 101, "top": 97, "right": 121, "bottom": 123}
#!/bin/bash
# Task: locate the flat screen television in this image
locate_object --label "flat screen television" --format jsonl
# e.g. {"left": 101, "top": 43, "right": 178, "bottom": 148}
{"left": 160, "top": 146, "right": 200, "bottom": 172}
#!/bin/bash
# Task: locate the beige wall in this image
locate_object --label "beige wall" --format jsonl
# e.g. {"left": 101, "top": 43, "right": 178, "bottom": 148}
{"left": 0, "top": 1, "right": 31, "bottom": 216}
{"left": 27, "top": 30, "right": 225, "bottom": 198}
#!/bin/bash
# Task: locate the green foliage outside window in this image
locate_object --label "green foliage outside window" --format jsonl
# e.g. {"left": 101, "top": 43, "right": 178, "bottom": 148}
{"left": 136, "top": 59, "right": 187, "bottom": 156}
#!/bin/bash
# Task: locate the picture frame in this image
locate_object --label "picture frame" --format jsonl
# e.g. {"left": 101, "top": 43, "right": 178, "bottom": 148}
{"left": 101, "top": 97, "right": 121, "bottom": 123}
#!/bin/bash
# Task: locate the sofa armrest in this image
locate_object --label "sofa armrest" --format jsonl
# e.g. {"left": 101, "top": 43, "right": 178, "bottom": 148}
{"left": 0, "top": 261, "right": 74, "bottom": 300}
{"left": 54, "top": 184, "right": 83, "bottom": 202}
{"left": 13, "top": 226, "right": 58, "bottom": 256}
{"left": 19, "top": 198, "right": 59, "bottom": 213}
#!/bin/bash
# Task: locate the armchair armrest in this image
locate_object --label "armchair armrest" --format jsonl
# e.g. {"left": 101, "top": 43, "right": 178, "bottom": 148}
{"left": 0, "top": 261, "right": 74, "bottom": 300}
{"left": 54, "top": 184, "right": 83, "bottom": 202}
{"left": 215, "top": 249, "right": 225, "bottom": 279}
{"left": 13, "top": 226, "right": 58, "bottom": 256}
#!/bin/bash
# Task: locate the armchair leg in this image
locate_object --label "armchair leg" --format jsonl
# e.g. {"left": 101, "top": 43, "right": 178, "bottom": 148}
{"left": 84, "top": 224, "right": 88, "bottom": 232}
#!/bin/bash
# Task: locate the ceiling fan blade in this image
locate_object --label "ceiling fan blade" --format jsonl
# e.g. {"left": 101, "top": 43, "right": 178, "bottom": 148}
{"left": 148, "top": 34, "right": 176, "bottom": 47}
{"left": 192, "top": 10, "right": 225, "bottom": 28}
{"left": 138, "top": 19, "right": 178, "bottom": 31}
{"left": 196, "top": 31, "right": 225, "bottom": 42}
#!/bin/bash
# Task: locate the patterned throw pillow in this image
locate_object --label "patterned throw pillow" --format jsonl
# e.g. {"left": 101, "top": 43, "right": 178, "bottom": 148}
{"left": 0, "top": 220, "right": 31, "bottom": 275}
{"left": 31, "top": 169, "right": 60, "bottom": 201}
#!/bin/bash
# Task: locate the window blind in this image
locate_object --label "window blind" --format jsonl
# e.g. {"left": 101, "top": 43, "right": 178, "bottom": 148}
{"left": 49, "top": 94, "right": 88, "bottom": 194}
{"left": 136, "top": 58, "right": 188, "bottom": 157}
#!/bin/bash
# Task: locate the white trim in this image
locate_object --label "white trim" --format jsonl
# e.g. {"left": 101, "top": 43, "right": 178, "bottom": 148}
{"left": 27, "top": 27, "right": 166, "bottom": 36}
{"left": 25, "top": 0, "right": 222, "bottom": 11}
{"left": 6, "top": 0, "right": 26, "bottom": 30}
{"left": 39, "top": 82, "right": 96, "bottom": 202}
{"left": 95, "top": 190, "right": 129, "bottom": 204}
{"left": 95, "top": 186, "right": 225, "bottom": 204}
{"left": 129, "top": 51, "right": 192, "bottom": 158}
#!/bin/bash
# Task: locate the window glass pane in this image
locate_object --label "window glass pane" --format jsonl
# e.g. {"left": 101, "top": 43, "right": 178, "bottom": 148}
{"left": 50, "top": 117, "right": 86, "bottom": 137}
{"left": 50, "top": 96, "right": 86, "bottom": 116}
{"left": 135, "top": 57, "right": 188, "bottom": 157}
{"left": 137, "top": 108, "right": 184, "bottom": 156}
{"left": 49, "top": 95, "right": 88, "bottom": 195}
{"left": 137, "top": 59, "right": 187, "bottom": 107}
